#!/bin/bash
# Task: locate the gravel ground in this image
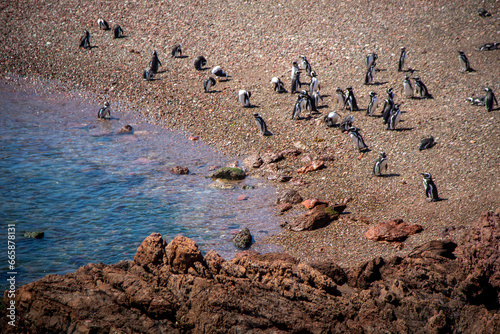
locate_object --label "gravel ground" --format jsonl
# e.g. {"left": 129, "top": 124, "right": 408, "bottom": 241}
{"left": 1, "top": 0, "right": 499, "bottom": 267}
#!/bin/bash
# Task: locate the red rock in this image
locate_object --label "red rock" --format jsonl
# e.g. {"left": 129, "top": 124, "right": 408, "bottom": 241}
{"left": 188, "top": 135, "right": 199, "bottom": 141}
{"left": 302, "top": 198, "right": 330, "bottom": 209}
{"left": 133, "top": 232, "right": 166, "bottom": 269}
{"left": 261, "top": 152, "right": 282, "bottom": 164}
{"left": 237, "top": 195, "right": 247, "bottom": 201}
{"left": 288, "top": 204, "right": 340, "bottom": 231}
{"left": 169, "top": 166, "right": 189, "bottom": 174}
{"left": 165, "top": 236, "right": 204, "bottom": 273}
{"left": 276, "top": 203, "right": 293, "bottom": 213}
{"left": 297, "top": 160, "right": 326, "bottom": 174}
{"left": 365, "top": 219, "right": 424, "bottom": 242}
{"left": 243, "top": 154, "right": 263, "bottom": 169}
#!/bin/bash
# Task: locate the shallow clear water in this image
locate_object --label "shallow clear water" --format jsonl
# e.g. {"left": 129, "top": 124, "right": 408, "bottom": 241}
{"left": 0, "top": 83, "right": 281, "bottom": 291}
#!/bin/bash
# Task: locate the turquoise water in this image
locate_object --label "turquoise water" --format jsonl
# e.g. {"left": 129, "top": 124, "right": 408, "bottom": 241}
{"left": 0, "top": 83, "right": 280, "bottom": 291}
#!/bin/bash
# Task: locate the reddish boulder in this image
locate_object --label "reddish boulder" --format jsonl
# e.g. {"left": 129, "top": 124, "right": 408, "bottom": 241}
{"left": 297, "top": 160, "right": 325, "bottom": 174}
{"left": 242, "top": 153, "right": 263, "bottom": 169}
{"left": 276, "top": 189, "right": 303, "bottom": 205}
{"left": 261, "top": 152, "right": 283, "bottom": 164}
{"left": 365, "top": 219, "right": 423, "bottom": 242}
{"left": 288, "top": 204, "right": 339, "bottom": 231}
{"left": 165, "top": 236, "right": 204, "bottom": 273}
{"left": 302, "top": 198, "right": 329, "bottom": 209}
{"left": 133, "top": 232, "right": 166, "bottom": 270}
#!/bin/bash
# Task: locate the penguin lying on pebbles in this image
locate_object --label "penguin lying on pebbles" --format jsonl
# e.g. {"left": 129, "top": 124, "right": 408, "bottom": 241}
{"left": 211, "top": 66, "right": 229, "bottom": 80}
{"left": 271, "top": 77, "right": 286, "bottom": 93}
{"left": 97, "top": 18, "right": 109, "bottom": 30}
{"left": 419, "top": 136, "right": 435, "bottom": 150}
{"left": 238, "top": 90, "right": 251, "bottom": 107}
{"left": 194, "top": 56, "right": 207, "bottom": 70}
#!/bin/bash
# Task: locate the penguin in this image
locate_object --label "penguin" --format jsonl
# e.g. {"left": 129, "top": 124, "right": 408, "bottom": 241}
{"left": 422, "top": 173, "right": 439, "bottom": 202}
{"left": 373, "top": 152, "right": 388, "bottom": 176}
{"left": 484, "top": 87, "right": 498, "bottom": 112}
{"left": 364, "top": 64, "right": 375, "bottom": 85}
{"left": 238, "top": 90, "right": 251, "bottom": 107}
{"left": 253, "top": 113, "right": 271, "bottom": 136}
{"left": 413, "top": 77, "right": 433, "bottom": 99}
{"left": 171, "top": 44, "right": 182, "bottom": 58}
{"left": 419, "top": 136, "right": 435, "bottom": 150}
{"left": 300, "top": 55, "right": 312, "bottom": 76}
{"left": 478, "top": 8, "right": 492, "bottom": 17}
{"left": 97, "top": 102, "right": 111, "bottom": 119}
{"left": 79, "top": 30, "right": 91, "bottom": 49}
{"left": 346, "top": 86, "right": 359, "bottom": 111}
{"left": 479, "top": 42, "right": 500, "bottom": 51}
{"left": 402, "top": 75, "right": 413, "bottom": 98}
{"left": 366, "top": 53, "right": 378, "bottom": 71}
{"left": 291, "top": 71, "right": 301, "bottom": 94}
{"left": 387, "top": 104, "right": 401, "bottom": 130}
{"left": 458, "top": 51, "right": 473, "bottom": 72}
{"left": 112, "top": 25, "right": 124, "bottom": 38}
{"left": 149, "top": 51, "right": 162, "bottom": 74}
{"left": 312, "top": 90, "right": 322, "bottom": 111}
{"left": 143, "top": 69, "right": 155, "bottom": 81}
{"left": 340, "top": 115, "right": 354, "bottom": 132}
{"left": 211, "top": 66, "right": 229, "bottom": 80}
{"left": 347, "top": 127, "right": 368, "bottom": 152}
{"left": 382, "top": 88, "right": 394, "bottom": 124}
{"left": 398, "top": 47, "right": 407, "bottom": 72}
{"left": 97, "top": 18, "right": 110, "bottom": 30}
{"left": 193, "top": 56, "right": 207, "bottom": 71}
{"left": 309, "top": 71, "right": 319, "bottom": 95}
{"left": 324, "top": 111, "right": 339, "bottom": 127}
{"left": 291, "top": 61, "right": 300, "bottom": 79}
{"left": 271, "top": 77, "right": 286, "bottom": 93}
{"left": 299, "top": 90, "right": 313, "bottom": 115}
{"left": 367, "top": 91, "right": 378, "bottom": 116}
{"left": 203, "top": 77, "right": 216, "bottom": 93}
{"left": 336, "top": 87, "right": 346, "bottom": 110}
{"left": 466, "top": 96, "right": 486, "bottom": 106}
{"left": 292, "top": 97, "right": 302, "bottom": 120}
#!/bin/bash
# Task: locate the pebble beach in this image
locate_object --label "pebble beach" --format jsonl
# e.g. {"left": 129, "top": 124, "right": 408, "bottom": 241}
{"left": 1, "top": 0, "right": 499, "bottom": 267}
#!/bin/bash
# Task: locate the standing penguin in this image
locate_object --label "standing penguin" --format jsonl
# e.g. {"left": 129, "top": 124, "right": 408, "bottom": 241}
{"left": 402, "top": 75, "right": 414, "bottom": 98}
{"left": 346, "top": 87, "right": 359, "bottom": 111}
{"left": 97, "top": 102, "right": 111, "bottom": 119}
{"left": 484, "top": 87, "right": 498, "bottom": 112}
{"left": 292, "top": 97, "right": 303, "bottom": 120}
{"left": 149, "top": 51, "right": 162, "bottom": 74}
{"left": 336, "top": 87, "right": 346, "bottom": 110}
{"left": 193, "top": 56, "right": 207, "bottom": 70}
{"left": 382, "top": 88, "right": 394, "bottom": 125}
{"left": 458, "top": 51, "right": 473, "bottom": 72}
{"left": 300, "top": 55, "right": 312, "bottom": 76}
{"left": 97, "top": 18, "right": 110, "bottom": 30}
{"left": 253, "top": 113, "right": 271, "bottom": 136}
{"left": 291, "top": 71, "right": 301, "bottom": 94}
{"left": 373, "top": 152, "right": 388, "bottom": 176}
{"left": 347, "top": 127, "right": 368, "bottom": 152}
{"left": 79, "top": 30, "right": 91, "bottom": 49}
{"left": 203, "top": 77, "right": 216, "bottom": 93}
{"left": 112, "top": 25, "right": 124, "bottom": 38}
{"left": 367, "top": 91, "right": 378, "bottom": 116}
{"left": 271, "top": 77, "right": 286, "bottom": 93}
{"left": 366, "top": 53, "right": 378, "bottom": 71}
{"left": 413, "top": 77, "right": 433, "bottom": 99}
{"left": 171, "top": 44, "right": 182, "bottom": 58}
{"left": 291, "top": 61, "right": 300, "bottom": 79}
{"left": 312, "top": 90, "right": 322, "bottom": 110}
{"left": 238, "top": 90, "right": 251, "bottom": 107}
{"left": 422, "top": 173, "right": 439, "bottom": 202}
{"left": 340, "top": 115, "right": 355, "bottom": 132}
{"left": 387, "top": 104, "right": 401, "bottom": 130}
{"left": 398, "top": 47, "right": 407, "bottom": 72}
{"left": 364, "top": 64, "right": 375, "bottom": 85}
{"left": 309, "top": 71, "right": 319, "bottom": 94}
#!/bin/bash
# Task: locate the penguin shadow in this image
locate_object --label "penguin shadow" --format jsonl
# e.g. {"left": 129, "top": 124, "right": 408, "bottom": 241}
{"left": 156, "top": 70, "right": 167, "bottom": 74}
{"left": 205, "top": 90, "right": 222, "bottom": 94}
{"left": 378, "top": 173, "right": 400, "bottom": 178}
{"left": 317, "top": 104, "right": 329, "bottom": 110}
{"left": 173, "top": 55, "right": 189, "bottom": 59}
{"left": 393, "top": 127, "right": 414, "bottom": 132}
{"left": 374, "top": 68, "right": 387, "bottom": 72}
{"left": 115, "top": 35, "right": 128, "bottom": 39}
{"left": 244, "top": 104, "right": 260, "bottom": 109}
{"left": 403, "top": 68, "right": 418, "bottom": 74}
{"left": 428, "top": 197, "right": 448, "bottom": 203}
{"left": 411, "top": 96, "right": 434, "bottom": 100}
{"left": 360, "top": 148, "right": 371, "bottom": 153}
{"left": 365, "top": 81, "right": 388, "bottom": 86}
{"left": 320, "top": 94, "right": 331, "bottom": 98}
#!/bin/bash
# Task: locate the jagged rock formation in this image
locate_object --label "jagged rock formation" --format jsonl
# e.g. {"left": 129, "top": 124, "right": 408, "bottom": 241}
{"left": 3, "top": 210, "right": 500, "bottom": 333}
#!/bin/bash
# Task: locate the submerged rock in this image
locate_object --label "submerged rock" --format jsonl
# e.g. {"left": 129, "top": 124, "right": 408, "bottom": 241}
{"left": 210, "top": 167, "right": 246, "bottom": 180}
{"left": 169, "top": 166, "right": 190, "bottom": 174}
{"left": 23, "top": 231, "right": 44, "bottom": 239}
{"left": 232, "top": 227, "right": 253, "bottom": 249}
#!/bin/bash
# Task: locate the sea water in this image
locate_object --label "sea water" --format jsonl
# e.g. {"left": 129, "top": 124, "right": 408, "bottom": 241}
{"left": 0, "top": 82, "right": 281, "bottom": 291}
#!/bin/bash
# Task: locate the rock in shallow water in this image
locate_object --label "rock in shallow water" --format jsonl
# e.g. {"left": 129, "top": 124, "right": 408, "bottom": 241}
{"left": 23, "top": 231, "right": 44, "bottom": 239}
{"left": 232, "top": 227, "right": 253, "bottom": 249}
{"left": 210, "top": 167, "right": 246, "bottom": 180}
{"left": 169, "top": 166, "right": 190, "bottom": 174}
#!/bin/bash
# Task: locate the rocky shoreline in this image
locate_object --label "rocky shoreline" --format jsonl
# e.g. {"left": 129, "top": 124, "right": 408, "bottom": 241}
{"left": 2, "top": 209, "right": 500, "bottom": 332}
